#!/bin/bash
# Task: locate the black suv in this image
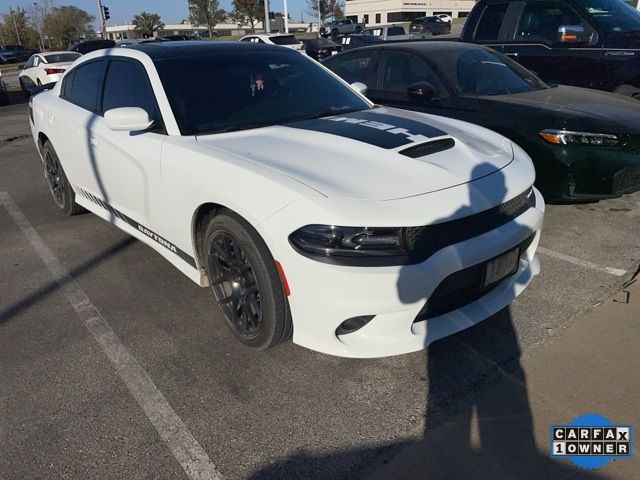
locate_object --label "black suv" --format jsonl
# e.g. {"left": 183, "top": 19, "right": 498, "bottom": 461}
{"left": 409, "top": 16, "right": 452, "bottom": 36}
{"left": 461, "top": 0, "right": 640, "bottom": 97}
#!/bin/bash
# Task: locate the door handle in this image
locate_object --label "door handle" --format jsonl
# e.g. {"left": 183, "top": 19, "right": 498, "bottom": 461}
{"left": 90, "top": 137, "right": 99, "bottom": 147}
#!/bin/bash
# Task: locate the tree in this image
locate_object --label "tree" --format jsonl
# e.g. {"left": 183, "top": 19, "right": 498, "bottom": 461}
{"left": 230, "top": 0, "right": 264, "bottom": 33}
{"left": 41, "top": 6, "right": 94, "bottom": 49}
{"left": 305, "top": 0, "right": 344, "bottom": 24}
{"left": 132, "top": 12, "right": 164, "bottom": 38}
{"left": 188, "top": 0, "right": 226, "bottom": 38}
{"left": 1, "top": 7, "right": 40, "bottom": 48}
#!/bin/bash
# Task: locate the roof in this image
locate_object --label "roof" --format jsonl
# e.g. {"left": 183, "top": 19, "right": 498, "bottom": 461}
{"left": 128, "top": 40, "right": 285, "bottom": 60}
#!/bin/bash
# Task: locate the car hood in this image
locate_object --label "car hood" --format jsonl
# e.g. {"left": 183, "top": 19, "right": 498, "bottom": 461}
{"left": 481, "top": 86, "right": 640, "bottom": 123}
{"left": 196, "top": 107, "right": 514, "bottom": 200}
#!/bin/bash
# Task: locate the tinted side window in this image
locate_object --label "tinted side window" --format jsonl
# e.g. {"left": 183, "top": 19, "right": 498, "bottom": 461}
{"left": 388, "top": 27, "right": 405, "bottom": 36}
{"left": 379, "top": 52, "right": 445, "bottom": 94}
{"left": 328, "top": 53, "right": 375, "bottom": 84}
{"left": 515, "top": 1, "right": 590, "bottom": 42}
{"left": 67, "top": 60, "right": 107, "bottom": 111}
{"left": 60, "top": 70, "right": 75, "bottom": 99}
{"left": 102, "top": 59, "right": 158, "bottom": 122}
{"left": 474, "top": 3, "right": 509, "bottom": 41}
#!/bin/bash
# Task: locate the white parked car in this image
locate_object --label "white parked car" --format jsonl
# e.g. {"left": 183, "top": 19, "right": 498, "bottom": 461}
{"left": 239, "top": 33, "right": 306, "bottom": 53}
{"left": 19, "top": 51, "right": 81, "bottom": 93}
{"left": 28, "top": 42, "right": 544, "bottom": 358}
{"left": 436, "top": 13, "right": 453, "bottom": 24}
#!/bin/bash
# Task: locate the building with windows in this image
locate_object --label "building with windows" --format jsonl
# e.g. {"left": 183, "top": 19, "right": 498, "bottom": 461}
{"left": 345, "top": 0, "right": 476, "bottom": 26}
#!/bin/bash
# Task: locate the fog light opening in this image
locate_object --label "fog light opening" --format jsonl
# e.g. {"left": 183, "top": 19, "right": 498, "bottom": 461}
{"left": 336, "top": 315, "right": 375, "bottom": 336}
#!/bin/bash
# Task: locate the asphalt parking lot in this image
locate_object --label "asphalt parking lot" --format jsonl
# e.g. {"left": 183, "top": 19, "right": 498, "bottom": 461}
{"left": 1, "top": 88, "right": 639, "bottom": 480}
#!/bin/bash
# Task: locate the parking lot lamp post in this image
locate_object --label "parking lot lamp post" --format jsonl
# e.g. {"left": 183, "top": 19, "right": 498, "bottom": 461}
{"left": 284, "top": 0, "right": 289, "bottom": 33}
{"left": 317, "top": 0, "right": 321, "bottom": 37}
{"left": 9, "top": 9, "right": 22, "bottom": 45}
{"left": 96, "top": 0, "right": 107, "bottom": 39}
{"left": 33, "top": 3, "right": 45, "bottom": 52}
{"left": 264, "top": 0, "right": 271, "bottom": 33}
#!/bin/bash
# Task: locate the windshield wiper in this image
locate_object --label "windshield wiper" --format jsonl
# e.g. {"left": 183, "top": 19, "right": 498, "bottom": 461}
{"left": 283, "top": 106, "right": 367, "bottom": 124}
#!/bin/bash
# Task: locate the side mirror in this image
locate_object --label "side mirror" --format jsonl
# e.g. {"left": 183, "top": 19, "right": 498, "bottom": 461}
{"left": 557, "top": 25, "right": 589, "bottom": 44}
{"left": 105, "top": 107, "right": 154, "bottom": 132}
{"left": 407, "top": 81, "right": 436, "bottom": 101}
{"left": 351, "top": 82, "right": 368, "bottom": 95}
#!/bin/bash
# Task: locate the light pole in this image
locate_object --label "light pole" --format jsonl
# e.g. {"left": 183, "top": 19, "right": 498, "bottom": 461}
{"left": 96, "top": 0, "right": 107, "bottom": 39}
{"left": 263, "top": 0, "right": 271, "bottom": 33}
{"left": 317, "top": 0, "right": 322, "bottom": 37}
{"left": 33, "top": 3, "right": 45, "bottom": 51}
{"left": 283, "top": 0, "right": 289, "bottom": 33}
{"left": 9, "top": 9, "right": 22, "bottom": 45}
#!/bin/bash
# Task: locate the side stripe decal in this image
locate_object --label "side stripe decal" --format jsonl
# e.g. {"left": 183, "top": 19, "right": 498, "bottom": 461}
{"left": 75, "top": 187, "right": 197, "bottom": 268}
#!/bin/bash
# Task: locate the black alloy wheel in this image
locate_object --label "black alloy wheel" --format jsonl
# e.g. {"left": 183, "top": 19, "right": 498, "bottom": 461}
{"left": 203, "top": 211, "right": 292, "bottom": 349}
{"left": 44, "top": 147, "right": 66, "bottom": 208}
{"left": 208, "top": 232, "right": 263, "bottom": 339}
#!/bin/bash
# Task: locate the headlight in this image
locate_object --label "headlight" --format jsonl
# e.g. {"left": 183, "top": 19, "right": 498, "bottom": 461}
{"left": 539, "top": 129, "right": 619, "bottom": 147}
{"left": 289, "top": 225, "right": 407, "bottom": 262}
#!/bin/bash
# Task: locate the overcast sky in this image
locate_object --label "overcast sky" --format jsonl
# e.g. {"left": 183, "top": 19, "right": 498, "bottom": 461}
{"left": 0, "top": 0, "right": 313, "bottom": 26}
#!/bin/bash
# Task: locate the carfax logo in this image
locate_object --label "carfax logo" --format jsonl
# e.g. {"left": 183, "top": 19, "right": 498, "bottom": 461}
{"left": 550, "top": 413, "right": 632, "bottom": 469}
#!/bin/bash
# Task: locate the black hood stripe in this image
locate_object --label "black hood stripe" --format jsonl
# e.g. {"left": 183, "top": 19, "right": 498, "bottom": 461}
{"left": 286, "top": 110, "right": 447, "bottom": 149}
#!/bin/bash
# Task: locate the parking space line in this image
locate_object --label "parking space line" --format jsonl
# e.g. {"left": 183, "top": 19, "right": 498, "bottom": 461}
{"left": 0, "top": 191, "right": 223, "bottom": 480}
{"left": 537, "top": 246, "right": 626, "bottom": 276}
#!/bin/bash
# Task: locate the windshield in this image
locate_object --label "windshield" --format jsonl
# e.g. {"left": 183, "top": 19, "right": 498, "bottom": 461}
{"left": 579, "top": 0, "right": 640, "bottom": 33}
{"left": 433, "top": 48, "right": 548, "bottom": 95}
{"left": 155, "top": 48, "right": 370, "bottom": 135}
{"left": 44, "top": 53, "right": 81, "bottom": 63}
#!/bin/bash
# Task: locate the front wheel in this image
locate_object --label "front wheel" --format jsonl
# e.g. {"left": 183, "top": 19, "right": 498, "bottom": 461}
{"left": 203, "top": 212, "right": 292, "bottom": 350}
{"left": 42, "top": 141, "right": 84, "bottom": 216}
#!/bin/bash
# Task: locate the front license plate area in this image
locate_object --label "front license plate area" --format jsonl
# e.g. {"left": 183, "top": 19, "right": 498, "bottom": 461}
{"left": 483, "top": 248, "right": 519, "bottom": 288}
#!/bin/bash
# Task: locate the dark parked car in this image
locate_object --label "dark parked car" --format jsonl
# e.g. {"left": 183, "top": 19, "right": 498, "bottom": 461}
{"left": 461, "top": 0, "right": 640, "bottom": 97}
{"left": 1, "top": 44, "right": 38, "bottom": 61}
{"left": 335, "top": 34, "right": 384, "bottom": 51}
{"left": 301, "top": 37, "right": 343, "bottom": 61}
{"left": 323, "top": 42, "right": 640, "bottom": 201}
{"left": 409, "top": 16, "right": 451, "bottom": 36}
{"left": 69, "top": 39, "right": 116, "bottom": 54}
{"left": 163, "top": 34, "right": 198, "bottom": 41}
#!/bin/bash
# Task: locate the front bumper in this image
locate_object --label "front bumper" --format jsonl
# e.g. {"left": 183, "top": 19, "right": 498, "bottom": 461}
{"left": 536, "top": 143, "right": 640, "bottom": 201}
{"left": 262, "top": 187, "right": 544, "bottom": 358}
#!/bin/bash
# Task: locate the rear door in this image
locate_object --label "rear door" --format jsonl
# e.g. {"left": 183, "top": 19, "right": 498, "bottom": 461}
{"left": 322, "top": 50, "right": 380, "bottom": 88}
{"left": 467, "top": 1, "right": 514, "bottom": 52}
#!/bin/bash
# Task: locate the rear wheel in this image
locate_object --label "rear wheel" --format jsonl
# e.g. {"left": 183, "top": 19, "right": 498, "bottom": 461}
{"left": 331, "top": 29, "right": 339, "bottom": 40}
{"left": 203, "top": 211, "right": 292, "bottom": 350}
{"left": 42, "top": 141, "right": 84, "bottom": 216}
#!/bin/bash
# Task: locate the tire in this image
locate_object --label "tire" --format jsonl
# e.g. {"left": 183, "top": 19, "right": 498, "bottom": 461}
{"left": 355, "top": 26, "right": 362, "bottom": 33}
{"left": 19, "top": 78, "right": 30, "bottom": 98}
{"left": 331, "top": 29, "right": 339, "bottom": 40}
{"left": 0, "top": 90, "right": 8, "bottom": 107}
{"left": 42, "top": 141, "right": 84, "bottom": 216}
{"left": 614, "top": 84, "right": 640, "bottom": 99}
{"left": 203, "top": 211, "right": 292, "bottom": 350}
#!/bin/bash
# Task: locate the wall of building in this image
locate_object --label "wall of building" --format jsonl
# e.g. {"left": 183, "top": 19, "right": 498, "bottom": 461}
{"left": 345, "top": 0, "right": 476, "bottom": 25}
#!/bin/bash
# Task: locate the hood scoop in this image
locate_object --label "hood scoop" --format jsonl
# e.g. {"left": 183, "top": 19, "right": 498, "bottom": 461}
{"left": 399, "top": 138, "right": 455, "bottom": 158}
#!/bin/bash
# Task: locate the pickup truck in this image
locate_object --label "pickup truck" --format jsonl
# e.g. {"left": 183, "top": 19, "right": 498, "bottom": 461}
{"left": 0, "top": 47, "right": 17, "bottom": 64}
{"left": 1, "top": 44, "right": 39, "bottom": 62}
{"left": 461, "top": 0, "right": 640, "bottom": 98}
{"left": 321, "top": 19, "right": 365, "bottom": 39}
{"left": 361, "top": 24, "right": 411, "bottom": 41}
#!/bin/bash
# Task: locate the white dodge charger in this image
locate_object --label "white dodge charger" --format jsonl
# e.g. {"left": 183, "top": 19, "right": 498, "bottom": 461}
{"left": 28, "top": 42, "right": 544, "bottom": 358}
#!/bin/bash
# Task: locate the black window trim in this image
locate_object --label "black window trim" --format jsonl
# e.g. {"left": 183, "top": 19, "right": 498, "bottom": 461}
{"left": 472, "top": 1, "right": 517, "bottom": 42}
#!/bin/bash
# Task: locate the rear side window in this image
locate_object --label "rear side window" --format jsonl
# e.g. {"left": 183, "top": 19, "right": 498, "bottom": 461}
{"left": 270, "top": 35, "right": 301, "bottom": 45}
{"left": 65, "top": 60, "right": 107, "bottom": 111}
{"left": 102, "top": 59, "right": 159, "bottom": 123}
{"left": 388, "top": 27, "right": 406, "bottom": 36}
{"left": 474, "top": 3, "right": 509, "bottom": 41}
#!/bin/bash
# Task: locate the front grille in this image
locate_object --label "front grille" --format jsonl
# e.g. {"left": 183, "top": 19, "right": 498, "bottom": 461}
{"left": 399, "top": 138, "right": 455, "bottom": 158}
{"left": 612, "top": 165, "right": 640, "bottom": 194}
{"left": 402, "top": 188, "right": 535, "bottom": 264}
{"left": 414, "top": 233, "right": 536, "bottom": 322}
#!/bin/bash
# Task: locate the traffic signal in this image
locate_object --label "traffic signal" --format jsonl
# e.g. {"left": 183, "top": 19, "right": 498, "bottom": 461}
{"left": 102, "top": 5, "right": 110, "bottom": 20}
